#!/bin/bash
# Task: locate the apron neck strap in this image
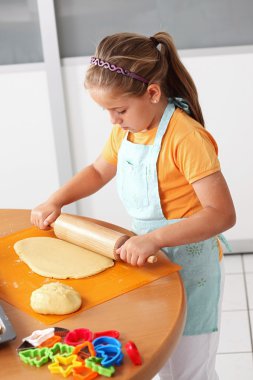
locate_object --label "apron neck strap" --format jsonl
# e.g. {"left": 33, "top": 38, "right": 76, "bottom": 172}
{"left": 153, "top": 101, "right": 175, "bottom": 148}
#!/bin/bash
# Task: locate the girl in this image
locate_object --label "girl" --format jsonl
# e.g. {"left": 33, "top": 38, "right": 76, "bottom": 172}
{"left": 31, "top": 32, "right": 236, "bottom": 379}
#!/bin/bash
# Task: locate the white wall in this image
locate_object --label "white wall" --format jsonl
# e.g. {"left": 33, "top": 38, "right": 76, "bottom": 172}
{"left": 0, "top": 67, "right": 60, "bottom": 209}
{"left": 1, "top": 47, "right": 252, "bottom": 252}
{"left": 182, "top": 49, "right": 253, "bottom": 251}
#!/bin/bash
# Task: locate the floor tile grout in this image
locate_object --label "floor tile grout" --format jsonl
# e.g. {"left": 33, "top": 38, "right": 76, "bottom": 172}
{"left": 241, "top": 254, "right": 253, "bottom": 352}
{"left": 221, "top": 254, "right": 253, "bottom": 355}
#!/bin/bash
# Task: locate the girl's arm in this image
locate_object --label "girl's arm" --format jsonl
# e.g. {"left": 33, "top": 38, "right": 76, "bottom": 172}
{"left": 117, "top": 171, "right": 236, "bottom": 266}
{"left": 31, "top": 155, "right": 116, "bottom": 229}
{"left": 152, "top": 170, "right": 236, "bottom": 245}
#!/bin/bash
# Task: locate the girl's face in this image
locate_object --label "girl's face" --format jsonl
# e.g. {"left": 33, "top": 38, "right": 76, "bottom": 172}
{"left": 89, "top": 86, "right": 167, "bottom": 133}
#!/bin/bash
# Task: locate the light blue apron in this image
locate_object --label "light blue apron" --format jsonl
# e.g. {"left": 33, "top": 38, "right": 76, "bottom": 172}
{"left": 116, "top": 100, "right": 221, "bottom": 335}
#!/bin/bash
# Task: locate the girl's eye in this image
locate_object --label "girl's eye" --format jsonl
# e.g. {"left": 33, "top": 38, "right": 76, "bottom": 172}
{"left": 117, "top": 110, "right": 126, "bottom": 115}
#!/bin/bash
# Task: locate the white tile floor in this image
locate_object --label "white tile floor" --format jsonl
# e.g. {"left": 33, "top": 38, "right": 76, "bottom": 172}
{"left": 153, "top": 254, "right": 253, "bottom": 380}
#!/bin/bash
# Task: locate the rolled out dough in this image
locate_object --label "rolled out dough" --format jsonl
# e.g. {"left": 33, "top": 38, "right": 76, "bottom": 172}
{"left": 30, "top": 282, "right": 82, "bottom": 315}
{"left": 14, "top": 237, "right": 114, "bottom": 279}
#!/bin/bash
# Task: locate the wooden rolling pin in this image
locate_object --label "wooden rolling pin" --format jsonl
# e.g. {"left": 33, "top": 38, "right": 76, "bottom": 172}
{"left": 51, "top": 213, "right": 157, "bottom": 264}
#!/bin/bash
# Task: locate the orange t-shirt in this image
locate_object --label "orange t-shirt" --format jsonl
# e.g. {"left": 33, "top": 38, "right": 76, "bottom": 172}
{"left": 102, "top": 108, "right": 221, "bottom": 220}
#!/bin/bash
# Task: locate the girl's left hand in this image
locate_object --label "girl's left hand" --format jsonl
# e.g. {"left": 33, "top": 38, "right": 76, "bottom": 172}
{"left": 115, "top": 234, "right": 160, "bottom": 266}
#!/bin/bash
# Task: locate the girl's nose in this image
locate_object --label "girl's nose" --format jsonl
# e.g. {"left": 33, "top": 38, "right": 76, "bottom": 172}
{"left": 109, "top": 111, "right": 122, "bottom": 125}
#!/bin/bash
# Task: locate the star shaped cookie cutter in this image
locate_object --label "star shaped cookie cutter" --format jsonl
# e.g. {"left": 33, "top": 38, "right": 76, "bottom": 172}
{"left": 48, "top": 354, "right": 82, "bottom": 377}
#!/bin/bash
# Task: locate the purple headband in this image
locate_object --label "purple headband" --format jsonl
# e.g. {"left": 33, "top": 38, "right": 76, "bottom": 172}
{"left": 90, "top": 56, "right": 149, "bottom": 85}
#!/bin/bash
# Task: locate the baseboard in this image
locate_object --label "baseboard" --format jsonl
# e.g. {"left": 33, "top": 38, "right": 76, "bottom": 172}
{"left": 223, "top": 239, "right": 253, "bottom": 254}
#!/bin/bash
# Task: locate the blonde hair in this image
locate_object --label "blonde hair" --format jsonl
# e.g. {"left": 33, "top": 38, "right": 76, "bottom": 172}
{"left": 85, "top": 32, "right": 205, "bottom": 127}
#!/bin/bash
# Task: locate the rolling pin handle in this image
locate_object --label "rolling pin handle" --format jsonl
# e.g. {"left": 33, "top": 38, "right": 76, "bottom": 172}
{"left": 114, "top": 236, "right": 157, "bottom": 264}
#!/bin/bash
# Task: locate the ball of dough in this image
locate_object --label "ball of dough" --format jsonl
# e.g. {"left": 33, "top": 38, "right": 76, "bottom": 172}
{"left": 30, "top": 282, "right": 82, "bottom": 315}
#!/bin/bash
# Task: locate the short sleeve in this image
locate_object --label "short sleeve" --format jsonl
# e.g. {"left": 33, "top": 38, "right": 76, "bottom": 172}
{"left": 175, "top": 130, "right": 221, "bottom": 183}
{"left": 101, "top": 125, "right": 125, "bottom": 165}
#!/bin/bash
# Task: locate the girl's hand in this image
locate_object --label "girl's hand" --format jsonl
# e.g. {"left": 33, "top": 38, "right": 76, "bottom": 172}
{"left": 115, "top": 234, "right": 160, "bottom": 267}
{"left": 30, "top": 202, "right": 61, "bottom": 230}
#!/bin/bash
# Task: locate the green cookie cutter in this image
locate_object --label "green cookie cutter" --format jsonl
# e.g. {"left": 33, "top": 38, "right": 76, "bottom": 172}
{"left": 85, "top": 357, "right": 115, "bottom": 377}
{"left": 19, "top": 347, "right": 50, "bottom": 367}
{"left": 49, "top": 342, "right": 74, "bottom": 361}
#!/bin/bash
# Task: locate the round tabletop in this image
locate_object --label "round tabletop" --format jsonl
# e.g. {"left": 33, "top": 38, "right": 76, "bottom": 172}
{"left": 0, "top": 209, "right": 186, "bottom": 380}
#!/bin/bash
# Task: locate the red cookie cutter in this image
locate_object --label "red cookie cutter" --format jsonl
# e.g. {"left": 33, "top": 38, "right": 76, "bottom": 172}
{"left": 93, "top": 330, "right": 120, "bottom": 339}
{"left": 125, "top": 341, "right": 142, "bottom": 365}
{"left": 64, "top": 328, "right": 93, "bottom": 346}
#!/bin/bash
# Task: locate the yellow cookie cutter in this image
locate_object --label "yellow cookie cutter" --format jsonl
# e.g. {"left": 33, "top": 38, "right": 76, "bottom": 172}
{"left": 48, "top": 354, "right": 82, "bottom": 377}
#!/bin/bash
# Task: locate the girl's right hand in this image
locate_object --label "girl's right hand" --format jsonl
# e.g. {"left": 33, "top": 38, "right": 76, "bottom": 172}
{"left": 30, "top": 202, "right": 62, "bottom": 230}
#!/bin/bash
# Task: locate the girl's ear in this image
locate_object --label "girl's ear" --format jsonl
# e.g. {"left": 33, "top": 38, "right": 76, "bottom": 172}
{"left": 147, "top": 83, "right": 162, "bottom": 104}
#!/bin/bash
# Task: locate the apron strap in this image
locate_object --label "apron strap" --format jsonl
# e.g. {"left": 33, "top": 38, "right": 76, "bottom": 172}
{"left": 169, "top": 97, "right": 191, "bottom": 115}
{"left": 218, "top": 233, "right": 233, "bottom": 253}
{"left": 153, "top": 102, "right": 175, "bottom": 148}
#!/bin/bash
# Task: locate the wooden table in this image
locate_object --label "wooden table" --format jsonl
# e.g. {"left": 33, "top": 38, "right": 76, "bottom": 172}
{"left": 0, "top": 209, "right": 186, "bottom": 380}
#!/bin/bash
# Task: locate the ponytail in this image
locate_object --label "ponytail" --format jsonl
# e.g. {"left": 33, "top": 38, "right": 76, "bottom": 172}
{"left": 153, "top": 32, "right": 205, "bottom": 126}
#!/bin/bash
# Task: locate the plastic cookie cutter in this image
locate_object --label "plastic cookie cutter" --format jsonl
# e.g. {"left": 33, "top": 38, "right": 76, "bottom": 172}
{"left": 73, "top": 341, "right": 96, "bottom": 357}
{"left": 39, "top": 334, "right": 62, "bottom": 348}
{"left": 16, "top": 340, "right": 34, "bottom": 352}
{"left": 48, "top": 342, "right": 75, "bottom": 361}
{"left": 92, "top": 336, "right": 121, "bottom": 349}
{"left": 48, "top": 353, "right": 82, "bottom": 378}
{"left": 93, "top": 330, "right": 120, "bottom": 339}
{"left": 54, "top": 327, "right": 70, "bottom": 339}
{"left": 85, "top": 357, "right": 115, "bottom": 377}
{"left": 19, "top": 347, "right": 50, "bottom": 367}
{"left": 95, "top": 344, "right": 124, "bottom": 367}
{"left": 73, "top": 365, "right": 99, "bottom": 380}
{"left": 22, "top": 327, "right": 55, "bottom": 347}
{"left": 65, "top": 328, "right": 93, "bottom": 346}
{"left": 125, "top": 341, "right": 142, "bottom": 365}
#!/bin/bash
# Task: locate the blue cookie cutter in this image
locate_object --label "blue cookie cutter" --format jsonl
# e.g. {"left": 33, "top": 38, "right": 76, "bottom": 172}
{"left": 92, "top": 336, "right": 121, "bottom": 349}
{"left": 96, "top": 344, "right": 123, "bottom": 367}
{"left": 92, "top": 336, "right": 123, "bottom": 367}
